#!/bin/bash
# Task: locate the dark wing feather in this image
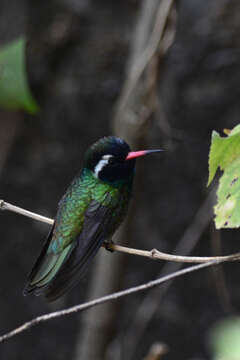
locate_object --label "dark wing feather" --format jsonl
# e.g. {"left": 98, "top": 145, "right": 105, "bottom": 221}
{"left": 43, "top": 200, "right": 113, "bottom": 301}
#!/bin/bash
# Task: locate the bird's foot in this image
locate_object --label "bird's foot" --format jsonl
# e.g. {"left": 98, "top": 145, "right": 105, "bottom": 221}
{"left": 104, "top": 240, "right": 115, "bottom": 253}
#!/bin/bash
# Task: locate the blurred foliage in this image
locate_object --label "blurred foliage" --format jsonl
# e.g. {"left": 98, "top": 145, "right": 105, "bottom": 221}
{"left": 0, "top": 36, "right": 39, "bottom": 114}
{"left": 208, "top": 125, "right": 240, "bottom": 229}
{"left": 209, "top": 317, "right": 240, "bottom": 360}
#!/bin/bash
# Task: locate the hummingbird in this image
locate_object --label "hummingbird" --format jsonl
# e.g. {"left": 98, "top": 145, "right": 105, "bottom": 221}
{"left": 24, "top": 136, "right": 161, "bottom": 301}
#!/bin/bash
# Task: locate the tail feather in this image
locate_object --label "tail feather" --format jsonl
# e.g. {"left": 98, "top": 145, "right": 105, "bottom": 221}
{"left": 23, "top": 225, "right": 74, "bottom": 296}
{"left": 44, "top": 233, "right": 104, "bottom": 301}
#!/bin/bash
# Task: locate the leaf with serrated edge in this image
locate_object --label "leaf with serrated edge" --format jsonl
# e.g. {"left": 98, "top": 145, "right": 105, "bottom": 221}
{"left": 229, "top": 124, "right": 240, "bottom": 136}
{"left": 208, "top": 127, "right": 240, "bottom": 186}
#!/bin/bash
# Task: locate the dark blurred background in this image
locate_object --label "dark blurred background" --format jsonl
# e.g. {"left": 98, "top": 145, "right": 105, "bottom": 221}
{"left": 1, "top": 0, "right": 240, "bottom": 359}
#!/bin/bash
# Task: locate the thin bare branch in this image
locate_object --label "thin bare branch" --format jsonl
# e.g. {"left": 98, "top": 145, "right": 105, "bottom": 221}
{"left": 109, "top": 244, "right": 240, "bottom": 263}
{"left": 0, "top": 200, "right": 53, "bottom": 225}
{"left": 0, "top": 258, "right": 236, "bottom": 344}
{"left": 2, "top": 199, "right": 240, "bottom": 264}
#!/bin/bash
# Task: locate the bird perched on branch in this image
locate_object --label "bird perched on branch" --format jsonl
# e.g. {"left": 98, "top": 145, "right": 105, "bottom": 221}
{"left": 24, "top": 136, "right": 162, "bottom": 301}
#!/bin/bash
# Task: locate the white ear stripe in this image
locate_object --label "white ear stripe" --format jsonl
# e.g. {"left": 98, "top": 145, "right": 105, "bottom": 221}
{"left": 94, "top": 154, "right": 112, "bottom": 178}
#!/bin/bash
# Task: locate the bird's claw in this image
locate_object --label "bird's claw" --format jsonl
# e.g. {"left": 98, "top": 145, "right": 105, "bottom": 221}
{"left": 104, "top": 240, "right": 114, "bottom": 252}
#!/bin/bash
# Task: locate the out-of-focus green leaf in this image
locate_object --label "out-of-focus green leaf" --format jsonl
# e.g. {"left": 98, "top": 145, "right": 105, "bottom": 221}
{"left": 0, "top": 37, "right": 39, "bottom": 114}
{"left": 208, "top": 125, "right": 240, "bottom": 229}
{"left": 209, "top": 317, "right": 240, "bottom": 360}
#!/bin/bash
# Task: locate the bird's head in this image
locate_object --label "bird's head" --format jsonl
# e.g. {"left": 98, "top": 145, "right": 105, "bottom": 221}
{"left": 84, "top": 136, "right": 162, "bottom": 184}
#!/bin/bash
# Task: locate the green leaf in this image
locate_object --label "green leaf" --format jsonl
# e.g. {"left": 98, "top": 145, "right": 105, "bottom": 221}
{"left": 209, "top": 317, "right": 240, "bottom": 360}
{"left": 215, "top": 157, "right": 240, "bottom": 228}
{"left": 208, "top": 125, "right": 240, "bottom": 229}
{"left": 0, "top": 36, "right": 39, "bottom": 114}
{"left": 208, "top": 127, "right": 240, "bottom": 186}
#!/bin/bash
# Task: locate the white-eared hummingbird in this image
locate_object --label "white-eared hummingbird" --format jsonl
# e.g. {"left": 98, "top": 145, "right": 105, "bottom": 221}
{"left": 24, "top": 136, "right": 162, "bottom": 301}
